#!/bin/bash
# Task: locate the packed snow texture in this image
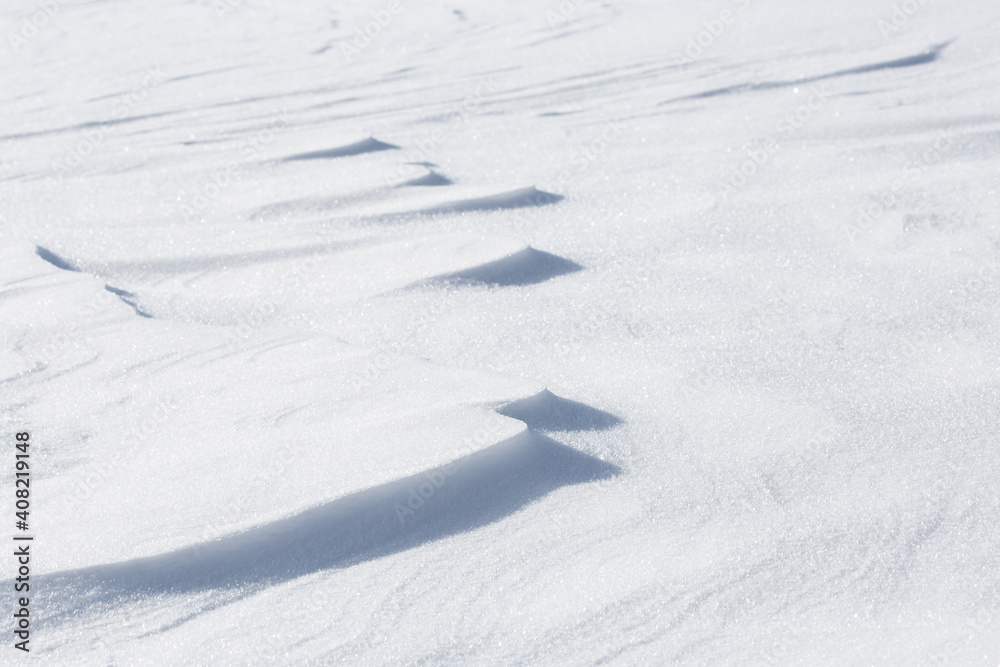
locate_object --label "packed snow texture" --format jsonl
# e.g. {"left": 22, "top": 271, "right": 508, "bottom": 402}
{"left": 2, "top": 0, "right": 1000, "bottom": 664}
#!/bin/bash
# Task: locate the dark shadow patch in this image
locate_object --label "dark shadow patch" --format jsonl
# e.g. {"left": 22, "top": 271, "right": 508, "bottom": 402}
{"left": 419, "top": 247, "right": 582, "bottom": 287}
{"left": 422, "top": 186, "right": 563, "bottom": 214}
{"left": 400, "top": 171, "right": 453, "bottom": 187}
{"left": 35, "top": 246, "right": 79, "bottom": 272}
{"left": 105, "top": 285, "right": 152, "bottom": 318}
{"left": 498, "top": 390, "right": 623, "bottom": 432}
{"left": 283, "top": 137, "right": 399, "bottom": 161}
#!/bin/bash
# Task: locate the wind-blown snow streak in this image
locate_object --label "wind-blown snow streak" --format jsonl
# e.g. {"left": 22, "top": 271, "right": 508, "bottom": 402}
{"left": 104, "top": 285, "right": 152, "bottom": 318}
{"left": 661, "top": 41, "right": 954, "bottom": 104}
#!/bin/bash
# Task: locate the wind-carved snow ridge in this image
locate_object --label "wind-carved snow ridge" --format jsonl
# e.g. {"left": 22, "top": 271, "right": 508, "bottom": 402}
{"left": 413, "top": 247, "right": 583, "bottom": 287}
{"left": 259, "top": 135, "right": 565, "bottom": 231}
{"left": 497, "top": 389, "right": 623, "bottom": 431}
{"left": 252, "top": 133, "right": 575, "bottom": 289}
{"left": 399, "top": 169, "right": 453, "bottom": 187}
{"left": 35, "top": 246, "right": 79, "bottom": 272}
{"left": 34, "top": 394, "right": 621, "bottom": 627}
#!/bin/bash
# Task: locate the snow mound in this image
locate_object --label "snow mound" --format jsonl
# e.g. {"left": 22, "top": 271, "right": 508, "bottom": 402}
{"left": 497, "top": 389, "right": 623, "bottom": 432}
{"left": 418, "top": 247, "right": 582, "bottom": 287}
{"left": 400, "top": 170, "right": 453, "bottom": 187}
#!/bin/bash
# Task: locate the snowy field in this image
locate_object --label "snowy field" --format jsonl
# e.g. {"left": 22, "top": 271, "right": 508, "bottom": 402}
{"left": 2, "top": 0, "right": 1000, "bottom": 664}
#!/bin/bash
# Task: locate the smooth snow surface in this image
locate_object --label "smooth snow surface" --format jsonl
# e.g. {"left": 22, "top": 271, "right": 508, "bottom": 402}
{"left": 2, "top": 0, "right": 1000, "bottom": 664}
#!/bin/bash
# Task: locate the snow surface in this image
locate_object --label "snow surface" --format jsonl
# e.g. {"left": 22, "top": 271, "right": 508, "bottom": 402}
{"left": 2, "top": 0, "right": 1000, "bottom": 664}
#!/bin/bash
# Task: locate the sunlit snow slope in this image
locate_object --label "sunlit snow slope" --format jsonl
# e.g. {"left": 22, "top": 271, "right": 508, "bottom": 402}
{"left": 2, "top": 0, "right": 1000, "bottom": 664}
